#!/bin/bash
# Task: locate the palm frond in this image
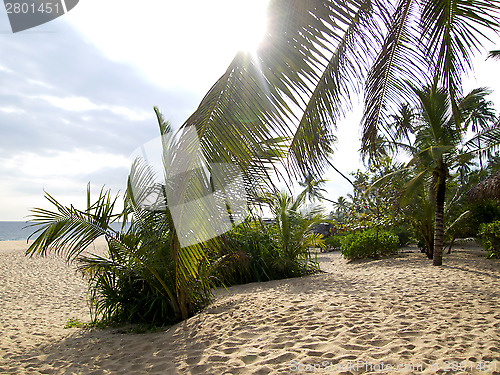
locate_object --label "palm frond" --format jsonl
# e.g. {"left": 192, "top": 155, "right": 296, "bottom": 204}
{"left": 362, "top": 0, "right": 429, "bottom": 156}
{"left": 487, "top": 49, "right": 500, "bottom": 60}
{"left": 463, "top": 127, "right": 500, "bottom": 154}
{"left": 181, "top": 52, "right": 291, "bottom": 188}
{"left": 181, "top": 0, "right": 379, "bottom": 181}
{"left": 459, "top": 87, "right": 497, "bottom": 132}
{"left": 443, "top": 210, "right": 471, "bottom": 237}
{"left": 26, "top": 186, "right": 121, "bottom": 261}
{"left": 288, "top": 0, "right": 376, "bottom": 176}
{"left": 126, "top": 157, "right": 166, "bottom": 212}
{"left": 398, "top": 169, "right": 432, "bottom": 205}
{"left": 369, "top": 167, "right": 412, "bottom": 192}
{"left": 419, "top": 0, "right": 500, "bottom": 124}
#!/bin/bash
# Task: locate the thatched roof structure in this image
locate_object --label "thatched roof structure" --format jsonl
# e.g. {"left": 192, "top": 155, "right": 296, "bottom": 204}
{"left": 468, "top": 170, "right": 500, "bottom": 201}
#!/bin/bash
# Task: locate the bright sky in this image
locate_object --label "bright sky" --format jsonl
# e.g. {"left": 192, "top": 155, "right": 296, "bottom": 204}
{"left": 0, "top": 1, "right": 499, "bottom": 221}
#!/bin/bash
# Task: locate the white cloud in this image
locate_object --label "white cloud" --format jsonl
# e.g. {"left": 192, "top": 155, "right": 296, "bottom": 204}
{"left": 26, "top": 79, "right": 54, "bottom": 89}
{"left": 0, "top": 64, "right": 13, "bottom": 73}
{"left": 0, "top": 149, "right": 130, "bottom": 219}
{"left": 107, "top": 105, "right": 152, "bottom": 122}
{"left": 37, "top": 95, "right": 152, "bottom": 121}
{"left": 0, "top": 106, "right": 25, "bottom": 114}
{"left": 39, "top": 95, "right": 99, "bottom": 111}
{"left": 3, "top": 149, "right": 130, "bottom": 178}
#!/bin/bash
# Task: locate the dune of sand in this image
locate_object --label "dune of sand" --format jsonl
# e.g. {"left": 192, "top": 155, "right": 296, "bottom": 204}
{"left": 0, "top": 239, "right": 499, "bottom": 374}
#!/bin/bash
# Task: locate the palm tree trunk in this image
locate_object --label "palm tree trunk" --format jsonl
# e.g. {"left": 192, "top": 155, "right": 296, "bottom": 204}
{"left": 433, "top": 169, "right": 447, "bottom": 266}
{"left": 165, "top": 205, "right": 188, "bottom": 321}
{"left": 170, "top": 228, "right": 190, "bottom": 321}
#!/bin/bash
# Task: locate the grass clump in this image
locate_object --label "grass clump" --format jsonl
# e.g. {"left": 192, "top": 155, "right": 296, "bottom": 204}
{"left": 64, "top": 318, "right": 87, "bottom": 329}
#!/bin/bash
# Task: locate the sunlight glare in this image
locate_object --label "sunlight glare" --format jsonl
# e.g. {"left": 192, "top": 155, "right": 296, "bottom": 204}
{"left": 66, "top": 1, "right": 270, "bottom": 91}
{"left": 225, "top": 0, "right": 269, "bottom": 54}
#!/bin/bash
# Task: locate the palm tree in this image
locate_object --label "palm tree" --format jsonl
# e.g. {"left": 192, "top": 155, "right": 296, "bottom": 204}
{"left": 381, "top": 85, "right": 500, "bottom": 265}
{"left": 131, "top": 1, "right": 499, "bottom": 275}
{"left": 460, "top": 88, "right": 498, "bottom": 168}
{"left": 176, "top": 0, "right": 500, "bottom": 189}
{"left": 264, "top": 190, "right": 327, "bottom": 263}
{"left": 26, "top": 109, "right": 220, "bottom": 323}
{"left": 298, "top": 173, "right": 335, "bottom": 204}
{"left": 331, "top": 196, "right": 351, "bottom": 222}
{"left": 26, "top": 183, "right": 192, "bottom": 324}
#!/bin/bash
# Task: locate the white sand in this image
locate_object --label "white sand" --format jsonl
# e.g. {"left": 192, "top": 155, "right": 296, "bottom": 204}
{"left": 1, "top": 239, "right": 499, "bottom": 374}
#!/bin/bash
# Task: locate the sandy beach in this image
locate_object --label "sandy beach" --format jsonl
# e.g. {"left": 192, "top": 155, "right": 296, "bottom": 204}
{"left": 1, "top": 239, "right": 499, "bottom": 374}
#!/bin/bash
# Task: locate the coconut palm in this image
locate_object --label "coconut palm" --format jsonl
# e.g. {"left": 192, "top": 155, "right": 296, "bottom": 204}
{"left": 26, "top": 109, "right": 218, "bottom": 323}
{"left": 379, "top": 85, "right": 500, "bottom": 265}
{"left": 331, "top": 196, "right": 351, "bottom": 223}
{"left": 264, "top": 190, "right": 327, "bottom": 263}
{"left": 177, "top": 0, "right": 500, "bottom": 188}
{"left": 298, "top": 173, "right": 335, "bottom": 203}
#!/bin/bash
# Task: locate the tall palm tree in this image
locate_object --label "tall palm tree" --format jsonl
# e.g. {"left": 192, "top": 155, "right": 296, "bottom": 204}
{"left": 298, "top": 173, "right": 336, "bottom": 203}
{"left": 381, "top": 85, "right": 500, "bottom": 265}
{"left": 177, "top": 0, "right": 500, "bottom": 188}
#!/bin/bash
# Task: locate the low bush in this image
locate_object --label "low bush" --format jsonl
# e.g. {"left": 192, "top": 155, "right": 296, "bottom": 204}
{"left": 479, "top": 220, "right": 500, "bottom": 258}
{"left": 392, "top": 226, "right": 413, "bottom": 247}
{"left": 212, "top": 220, "right": 319, "bottom": 286}
{"left": 340, "top": 229, "right": 399, "bottom": 260}
{"left": 323, "top": 235, "right": 344, "bottom": 250}
{"left": 211, "top": 223, "right": 278, "bottom": 285}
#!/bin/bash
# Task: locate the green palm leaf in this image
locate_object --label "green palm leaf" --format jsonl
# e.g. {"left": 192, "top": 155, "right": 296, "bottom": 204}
{"left": 26, "top": 186, "right": 122, "bottom": 260}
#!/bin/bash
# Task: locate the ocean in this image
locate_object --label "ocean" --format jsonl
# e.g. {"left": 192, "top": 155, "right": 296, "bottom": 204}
{"left": 0, "top": 221, "right": 35, "bottom": 241}
{"left": 0, "top": 221, "right": 126, "bottom": 241}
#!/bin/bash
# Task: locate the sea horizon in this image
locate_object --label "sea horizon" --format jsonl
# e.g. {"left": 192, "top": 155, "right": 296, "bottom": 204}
{"left": 0, "top": 221, "right": 126, "bottom": 241}
{"left": 0, "top": 221, "right": 36, "bottom": 241}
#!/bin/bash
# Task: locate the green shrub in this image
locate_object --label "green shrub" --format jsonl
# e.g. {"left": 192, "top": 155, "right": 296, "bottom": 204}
{"left": 212, "top": 220, "right": 319, "bottom": 286}
{"left": 392, "top": 226, "right": 413, "bottom": 247}
{"left": 479, "top": 220, "right": 500, "bottom": 258}
{"left": 212, "top": 223, "right": 278, "bottom": 285}
{"left": 323, "top": 235, "right": 344, "bottom": 250}
{"left": 340, "top": 229, "right": 399, "bottom": 260}
{"left": 468, "top": 200, "right": 500, "bottom": 237}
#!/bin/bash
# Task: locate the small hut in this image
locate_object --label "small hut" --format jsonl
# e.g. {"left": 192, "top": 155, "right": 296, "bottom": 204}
{"left": 468, "top": 170, "right": 500, "bottom": 201}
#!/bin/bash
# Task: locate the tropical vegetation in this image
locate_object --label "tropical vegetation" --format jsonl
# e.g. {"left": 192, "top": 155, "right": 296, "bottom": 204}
{"left": 373, "top": 85, "right": 500, "bottom": 264}
{"left": 340, "top": 229, "right": 399, "bottom": 260}
{"left": 26, "top": 112, "right": 327, "bottom": 325}
{"left": 479, "top": 220, "right": 500, "bottom": 258}
{"left": 212, "top": 190, "right": 326, "bottom": 285}
{"left": 25, "top": 0, "right": 500, "bottom": 328}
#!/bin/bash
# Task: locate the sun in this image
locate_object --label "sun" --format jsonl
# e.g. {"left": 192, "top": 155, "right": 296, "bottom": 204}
{"left": 66, "top": 1, "right": 271, "bottom": 90}
{"left": 225, "top": 0, "right": 269, "bottom": 54}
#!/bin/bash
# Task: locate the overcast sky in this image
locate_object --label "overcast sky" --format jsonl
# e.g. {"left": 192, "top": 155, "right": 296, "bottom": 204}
{"left": 0, "top": 1, "right": 498, "bottom": 221}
